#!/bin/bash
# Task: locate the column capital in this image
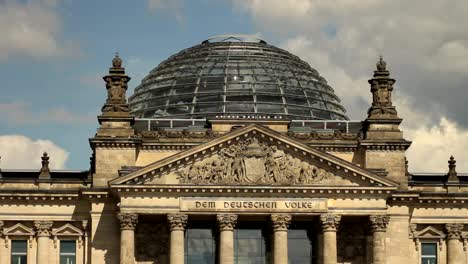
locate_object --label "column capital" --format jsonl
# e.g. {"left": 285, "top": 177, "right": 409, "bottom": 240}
{"left": 320, "top": 214, "right": 341, "bottom": 232}
{"left": 117, "top": 213, "right": 138, "bottom": 230}
{"left": 370, "top": 215, "right": 390, "bottom": 232}
{"left": 34, "top": 221, "right": 53, "bottom": 237}
{"left": 217, "top": 214, "right": 238, "bottom": 231}
{"left": 167, "top": 214, "right": 188, "bottom": 231}
{"left": 445, "top": 223, "right": 464, "bottom": 240}
{"left": 271, "top": 214, "right": 292, "bottom": 231}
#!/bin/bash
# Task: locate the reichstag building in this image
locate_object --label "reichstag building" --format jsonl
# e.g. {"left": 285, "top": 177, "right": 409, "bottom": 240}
{"left": 0, "top": 34, "right": 466, "bottom": 264}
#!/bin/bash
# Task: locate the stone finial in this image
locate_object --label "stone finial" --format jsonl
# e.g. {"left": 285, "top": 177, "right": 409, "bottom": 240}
{"left": 320, "top": 214, "right": 341, "bottom": 232}
{"left": 117, "top": 213, "right": 138, "bottom": 230}
{"left": 34, "top": 221, "right": 53, "bottom": 237}
{"left": 369, "top": 215, "right": 390, "bottom": 232}
{"left": 217, "top": 214, "right": 238, "bottom": 231}
{"left": 445, "top": 223, "right": 463, "bottom": 240}
{"left": 367, "top": 56, "right": 398, "bottom": 119}
{"left": 38, "top": 152, "right": 51, "bottom": 180}
{"left": 112, "top": 52, "right": 122, "bottom": 68}
{"left": 167, "top": 214, "right": 188, "bottom": 231}
{"left": 376, "top": 56, "right": 387, "bottom": 71}
{"left": 100, "top": 53, "right": 131, "bottom": 114}
{"left": 447, "top": 155, "right": 459, "bottom": 183}
{"left": 271, "top": 214, "right": 292, "bottom": 231}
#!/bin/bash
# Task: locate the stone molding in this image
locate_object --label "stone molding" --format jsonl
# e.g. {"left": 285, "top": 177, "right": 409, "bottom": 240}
{"left": 320, "top": 214, "right": 341, "bottom": 232}
{"left": 167, "top": 214, "right": 188, "bottom": 231}
{"left": 34, "top": 221, "right": 53, "bottom": 237}
{"left": 445, "top": 223, "right": 464, "bottom": 240}
{"left": 117, "top": 213, "right": 138, "bottom": 230}
{"left": 217, "top": 214, "right": 238, "bottom": 231}
{"left": 271, "top": 214, "right": 292, "bottom": 231}
{"left": 369, "top": 215, "right": 390, "bottom": 232}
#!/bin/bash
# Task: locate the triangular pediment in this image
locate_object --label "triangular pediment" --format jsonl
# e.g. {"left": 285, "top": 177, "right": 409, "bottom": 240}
{"left": 3, "top": 223, "right": 35, "bottom": 236}
{"left": 110, "top": 125, "right": 397, "bottom": 188}
{"left": 414, "top": 226, "right": 445, "bottom": 239}
{"left": 52, "top": 223, "right": 83, "bottom": 237}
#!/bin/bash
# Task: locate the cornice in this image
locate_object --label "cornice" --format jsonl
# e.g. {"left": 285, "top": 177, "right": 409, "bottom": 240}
{"left": 110, "top": 185, "right": 395, "bottom": 197}
{"left": 0, "top": 192, "right": 79, "bottom": 201}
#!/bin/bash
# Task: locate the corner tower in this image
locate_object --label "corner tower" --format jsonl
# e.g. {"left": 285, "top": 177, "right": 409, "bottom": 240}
{"left": 89, "top": 54, "right": 138, "bottom": 186}
{"left": 361, "top": 57, "right": 411, "bottom": 187}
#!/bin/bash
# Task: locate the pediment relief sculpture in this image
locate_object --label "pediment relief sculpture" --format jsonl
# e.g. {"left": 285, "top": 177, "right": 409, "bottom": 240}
{"left": 177, "top": 137, "right": 337, "bottom": 185}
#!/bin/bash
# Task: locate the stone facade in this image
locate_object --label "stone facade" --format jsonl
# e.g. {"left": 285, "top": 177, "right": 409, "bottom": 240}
{"left": 1, "top": 53, "right": 467, "bottom": 264}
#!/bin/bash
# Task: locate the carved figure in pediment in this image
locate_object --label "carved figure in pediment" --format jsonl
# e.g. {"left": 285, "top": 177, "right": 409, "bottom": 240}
{"left": 177, "top": 137, "right": 332, "bottom": 185}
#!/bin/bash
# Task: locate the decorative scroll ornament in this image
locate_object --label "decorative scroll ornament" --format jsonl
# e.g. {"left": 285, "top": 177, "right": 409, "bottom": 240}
{"left": 445, "top": 223, "right": 464, "bottom": 239}
{"left": 177, "top": 137, "right": 332, "bottom": 185}
{"left": 34, "top": 221, "right": 53, "bottom": 237}
{"left": 117, "top": 213, "right": 138, "bottom": 230}
{"left": 217, "top": 214, "right": 238, "bottom": 231}
{"left": 101, "top": 53, "right": 131, "bottom": 113}
{"left": 367, "top": 56, "right": 399, "bottom": 119}
{"left": 271, "top": 214, "right": 292, "bottom": 231}
{"left": 369, "top": 215, "right": 390, "bottom": 232}
{"left": 167, "top": 214, "right": 188, "bottom": 231}
{"left": 320, "top": 214, "right": 341, "bottom": 232}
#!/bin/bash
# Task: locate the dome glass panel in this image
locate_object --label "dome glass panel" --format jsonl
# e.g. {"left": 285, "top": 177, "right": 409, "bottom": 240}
{"left": 129, "top": 35, "right": 349, "bottom": 120}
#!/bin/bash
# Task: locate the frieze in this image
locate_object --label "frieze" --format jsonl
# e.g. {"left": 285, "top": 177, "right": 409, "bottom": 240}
{"left": 138, "top": 129, "right": 217, "bottom": 139}
{"left": 180, "top": 198, "right": 327, "bottom": 213}
{"left": 288, "top": 131, "right": 360, "bottom": 141}
{"left": 177, "top": 137, "right": 333, "bottom": 185}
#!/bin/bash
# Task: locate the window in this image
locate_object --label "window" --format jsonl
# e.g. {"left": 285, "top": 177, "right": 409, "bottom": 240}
{"left": 421, "top": 243, "right": 437, "bottom": 264}
{"left": 185, "top": 224, "right": 216, "bottom": 264}
{"left": 288, "top": 228, "right": 313, "bottom": 264}
{"left": 11, "top": 240, "right": 27, "bottom": 264}
{"left": 234, "top": 223, "right": 270, "bottom": 264}
{"left": 60, "top": 240, "right": 76, "bottom": 264}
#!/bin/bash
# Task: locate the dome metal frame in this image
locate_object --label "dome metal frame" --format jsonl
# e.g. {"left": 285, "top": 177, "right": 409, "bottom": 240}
{"left": 129, "top": 39, "right": 349, "bottom": 121}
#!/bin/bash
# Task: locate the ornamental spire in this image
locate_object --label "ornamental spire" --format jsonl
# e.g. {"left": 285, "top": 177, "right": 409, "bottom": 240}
{"left": 38, "top": 152, "right": 51, "bottom": 180}
{"left": 447, "top": 155, "right": 459, "bottom": 183}
{"left": 100, "top": 53, "right": 131, "bottom": 114}
{"left": 367, "top": 56, "right": 399, "bottom": 119}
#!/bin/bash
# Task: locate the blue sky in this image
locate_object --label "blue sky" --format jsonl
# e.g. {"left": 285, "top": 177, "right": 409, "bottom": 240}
{"left": 1, "top": 0, "right": 468, "bottom": 172}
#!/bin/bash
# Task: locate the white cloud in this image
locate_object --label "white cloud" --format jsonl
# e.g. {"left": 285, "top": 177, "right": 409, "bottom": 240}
{"left": 0, "top": 0, "right": 79, "bottom": 61}
{"left": 0, "top": 101, "right": 94, "bottom": 126}
{"left": 147, "top": 0, "right": 185, "bottom": 25}
{"left": 405, "top": 118, "right": 468, "bottom": 172}
{"left": 0, "top": 135, "right": 68, "bottom": 169}
{"left": 232, "top": 0, "right": 468, "bottom": 172}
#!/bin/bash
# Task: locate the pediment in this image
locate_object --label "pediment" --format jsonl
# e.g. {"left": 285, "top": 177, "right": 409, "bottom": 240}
{"left": 52, "top": 223, "right": 83, "bottom": 237}
{"left": 3, "top": 223, "right": 35, "bottom": 236}
{"left": 110, "top": 125, "right": 397, "bottom": 188}
{"left": 414, "top": 226, "right": 445, "bottom": 239}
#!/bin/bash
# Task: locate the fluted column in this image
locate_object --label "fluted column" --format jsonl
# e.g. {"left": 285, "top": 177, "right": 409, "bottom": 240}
{"left": 34, "top": 221, "right": 53, "bottom": 264}
{"left": 369, "top": 215, "right": 389, "bottom": 264}
{"left": 271, "top": 214, "right": 292, "bottom": 264}
{"left": 117, "top": 213, "right": 138, "bottom": 264}
{"left": 217, "top": 214, "right": 238, "bottom": 264}
{"left": 446, "top": 223, "right": 464, "bottom": 264}
{"left": 320, "top": 214, "right": 341, "bottom": 264}
{"left": 168, "top": 214, "right": 188, "bottom": 264}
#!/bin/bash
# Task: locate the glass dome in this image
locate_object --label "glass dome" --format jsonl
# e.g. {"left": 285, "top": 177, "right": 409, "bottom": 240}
{"left": 128, "top": 35, "right": 349, "bottom": 120}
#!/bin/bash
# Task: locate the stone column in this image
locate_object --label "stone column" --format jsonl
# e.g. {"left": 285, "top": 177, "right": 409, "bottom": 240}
{"left": 117, "top": 213, "right": 138, "bottom": 264}
{"left": 369, "top": 215, "right": 390, "bottom": 264}
{"left": 217, "top": 214, "right": 238, "bottom": 264}
{"left": 271, "top": 214, "right": 292, "bottom": 264}
{"left": 168, "top": 214, "right": 188, "bottom": 264}
{"left": 34, "top": 221, "right": 53, "bottom": 264}
{"left": 446, "top": 223, "right": 464, "bottom": 264}
{"left": 320, "top": 214, "right": 341, "bottom": 264}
